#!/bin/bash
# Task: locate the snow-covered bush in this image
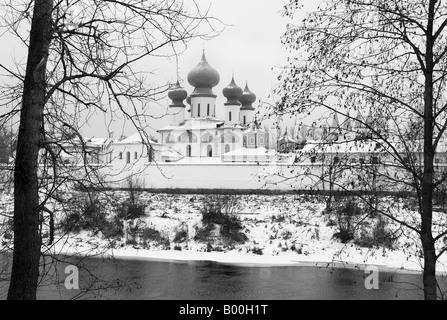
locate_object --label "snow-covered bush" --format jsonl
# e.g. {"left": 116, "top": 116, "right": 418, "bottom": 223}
{"left": 141, "top": 227, "right": 169, "bottom": 248}
{"left": 199, "top": 195, "right": 247, "bottom": 244}
{"left": 116, "top": 178, "right": 147, "bottom": 220}
{"left": 355, "top": 216, "right": 398, "bottom": 249}
{"left": 173, "top": 228, "right": 188, "bottom": 243}
{"left": 331, "top": 198, "right": 363, "bottom": 243}
{"left": 59, "top": 194, "right": 123, "bottom": 239}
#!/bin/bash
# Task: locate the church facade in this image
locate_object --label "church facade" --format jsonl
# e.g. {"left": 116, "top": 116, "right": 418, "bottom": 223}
{"left": 157, "top": 51, "right": 268, "bottom": 162}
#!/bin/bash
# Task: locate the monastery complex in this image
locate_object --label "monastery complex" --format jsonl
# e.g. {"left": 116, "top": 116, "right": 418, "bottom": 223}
{"left": 32, "top": 52, "right": 447, "bottom": 192}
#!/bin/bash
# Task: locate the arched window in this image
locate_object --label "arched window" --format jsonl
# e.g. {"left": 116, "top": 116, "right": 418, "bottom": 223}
{"left": 229, "top": 111, "right": 232, "bottom": 122}
{"left": 186, "top": 145, "right": 192, "bottom": 157}
{"left": 207, "top": 104, "right": 210, "bottom": 116}
{"left": 225, "top": 144, "right": 230, "bottom": 153}
{"left": 149, "top": 148, "right": 154, "bottom": 162}
{"left": 231, "top": 136, "right": 236, "bottom": 143}
{"left": 221, "top": 135, "right": 225, "bottom": 143}
{"left": 243, "top": 116, "right": 246, "bottom": 125}
{"left": 134, "top": 152, "right": 138, "bottom": 160}
{"left": 119, "top": 152, "right": 123, "bottom": 160}
{"left": 126, "top": 152, "right": 130, "bottom": 164}
{"left": 198, "top": 103, "right": 201, "bottom": 117}
{"left": 178, "top": 131, "right": 197, "bottom": 143}
{"left": 166, "top": 133, "right": 175, "bottom": 143}
{"left": 202, "top": 133, "right": 213, "bottom": 143}
{"left": 207, "top": 145, "right": 213, "bottom": 157}
{"left": 243, "top": 136, "right": 247, "bottom": 146}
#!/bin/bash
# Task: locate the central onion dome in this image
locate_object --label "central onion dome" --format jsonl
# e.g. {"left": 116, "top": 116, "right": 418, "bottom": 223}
{"left": 223, "top": 76, "right": 243, "bottom": 106}
{"left": 187, "top": 51, "right": 220, "bottom": 97}
{"left": 168, "top": 81, "right": 187, "bottom": 108}
{"left": 238, "top": 83, "right": 256, "bottom": 110}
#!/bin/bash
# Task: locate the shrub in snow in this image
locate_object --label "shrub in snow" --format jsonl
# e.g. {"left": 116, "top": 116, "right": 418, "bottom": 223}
{"left": 59, "top": 195, "right": 124, "bottom": 239}
{"left": 141, "top": 227, "right": 169, "bottom": 248}
{"left": 126, "top": 238, "right": 138, "bottom": 246}
{"left": 355, "top": 216, "right": 397, "bottom": 250}
{"left": 173, "top": 229, "right": 188, "bottom": 243}
{"left": 116, "top": 182, "right": 146, "bottom": 220}
{"left": 331, "top": 197, "right": 363, "bottom": 243}
{"left": 116, "top": 201, "right": 146, "bottom": 220}
{"left": 199, "top": 195, "right": 247, "bottom": 244}
{"left": 59, "top": 196, "right": 105, "bottom": 234}
{"left": 193, "top": 224, "right": 214, "bottom": 242}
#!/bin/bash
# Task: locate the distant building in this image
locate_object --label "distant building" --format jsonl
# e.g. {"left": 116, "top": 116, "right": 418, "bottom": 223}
{"left": 277, "top": 128, "right": 299, "bottom": 153}
{"left": 59, "top": 137, "right": 114, "bottom": 165}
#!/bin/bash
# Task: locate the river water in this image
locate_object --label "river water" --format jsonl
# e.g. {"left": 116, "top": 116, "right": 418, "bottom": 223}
{"left": 18, "top": 255, "right": 444, "bottom": 300}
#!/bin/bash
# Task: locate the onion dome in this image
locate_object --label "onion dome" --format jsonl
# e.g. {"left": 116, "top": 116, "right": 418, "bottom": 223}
{"left": 353, "top": 109, "right": 366, "bottom": 130}
{"left": 330, "top": 112, "right": 339, "bottom": 128}
{"left": 168, "top": 81, "right": 187, "bottom": 108}
{"left": 187, "top": 51, "right": 220, "bottom": 97}
{"left": 238, "top": 82, "right": 256, "bottom": 110}
{"left": 341, "top": 112, "right": 352, "bottom": 131}
{"left": 223, "top": 76, "right": 243, "bottom": 106}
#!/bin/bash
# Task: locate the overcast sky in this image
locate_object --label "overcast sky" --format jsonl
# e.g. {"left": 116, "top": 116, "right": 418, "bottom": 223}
{"left": 97, "top": 0, "right": 310, "bottom": 138}
{"left": 1, "top": 0, "right": 317, "bottom": 139}
{"left": 114, "top": 0, "right": 298, "bottom": 139}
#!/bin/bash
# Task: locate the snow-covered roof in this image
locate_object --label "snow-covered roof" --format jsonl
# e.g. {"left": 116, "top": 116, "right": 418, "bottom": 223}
{"left": 218, "top": 124, "right": 245, "bottom": 130}
{"left": 158, "top": 117, "right": 225, "bottom": 132}
{"left": 243, "top": 127, "right": 266, "bottom": 134}
{"left": 222, "top": 147, "right": 275, "bottom": 157}
{"left": 160, "top": 147, "right": 183, "bottom": 160}
{"left": 114, "top": 132, "right": 161, "bottom": 145}
{"left": 300, "top": 140, "right": 380, "bottom": 154}
{"left": 61, "top": 137, "right": 114, "bottom": 149}
{"left": 278, "top": 135, "right": 297, "bottom": 143}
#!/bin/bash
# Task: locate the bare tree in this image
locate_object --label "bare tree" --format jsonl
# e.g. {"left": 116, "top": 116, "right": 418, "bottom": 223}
{"left": 274, "top": 0, "right": 447, "bottom": 299}
{"left": 0, "top": 0, "right": 221, "bottom": 300}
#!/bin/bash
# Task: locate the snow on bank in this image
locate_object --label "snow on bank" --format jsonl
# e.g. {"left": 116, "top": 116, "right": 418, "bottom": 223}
{"left": 2, "top": 190, "right": 447, "bottom": 275}
{"left": 49, "top": 232, "right": 429, "bottom": 274}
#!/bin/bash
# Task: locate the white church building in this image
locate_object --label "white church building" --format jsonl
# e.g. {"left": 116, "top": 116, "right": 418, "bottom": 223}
{"left": 156, "top": 51, "right": 270, "bottom": 163}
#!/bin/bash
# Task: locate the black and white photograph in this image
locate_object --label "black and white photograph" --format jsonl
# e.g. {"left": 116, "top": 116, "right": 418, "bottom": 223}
{"left": 1, "top": 0, "right": 447, "bottom": 304}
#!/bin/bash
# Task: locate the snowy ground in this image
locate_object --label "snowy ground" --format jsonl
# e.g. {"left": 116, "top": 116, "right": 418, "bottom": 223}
{"left": 1, "top": 190, "right": 447, "bottom": 275}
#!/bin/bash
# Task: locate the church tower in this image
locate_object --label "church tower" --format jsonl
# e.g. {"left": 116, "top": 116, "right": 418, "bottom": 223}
{"left": 167, "top": 81, "right": 187, "bottom": 126}
{"left": 222, "top": 75, "right": 243, "bottom": 125}
{"left": 187, "top": 51, "right": 220, "bottom": 118}
{"left": 238, "top": 82, "right": 256, "bottom": 126}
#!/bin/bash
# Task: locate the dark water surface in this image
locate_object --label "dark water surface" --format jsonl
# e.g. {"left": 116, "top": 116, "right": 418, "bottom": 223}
{"left": 25, "top": 255, "right": 443, "bottom": 300}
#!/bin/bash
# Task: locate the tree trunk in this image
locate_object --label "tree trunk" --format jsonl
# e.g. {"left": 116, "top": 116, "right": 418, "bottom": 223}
{"left": 420, "top": 0, "right": 437, "bottom": 300}
{"left": 421, "top": 229, "right": 437, "bottom": 300}
{"left": 7, "top": 0, "right": 53, "bottom": 300}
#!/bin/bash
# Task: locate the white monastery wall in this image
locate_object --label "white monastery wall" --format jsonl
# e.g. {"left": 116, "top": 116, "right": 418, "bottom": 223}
{"left": 100, "top": 161, "right": 412, "bottom": 193}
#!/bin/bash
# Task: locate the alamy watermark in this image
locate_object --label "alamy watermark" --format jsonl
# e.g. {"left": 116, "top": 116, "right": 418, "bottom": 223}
{"left": 64, "top": 265, "right": 79, "bottom": 290}
{"left": 364, "top": 265, "right": 379, "bottom": 290}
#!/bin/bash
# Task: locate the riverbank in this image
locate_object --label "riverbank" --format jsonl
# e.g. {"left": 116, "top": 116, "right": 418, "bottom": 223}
{"left": 3, "top": 191, "right": 447, "bottom": 276}
{"left": 49, "top": 232, "right": 431, "bottom": 275}
{"left": 46, "top": 191, "right": 447, "bottom": 276}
